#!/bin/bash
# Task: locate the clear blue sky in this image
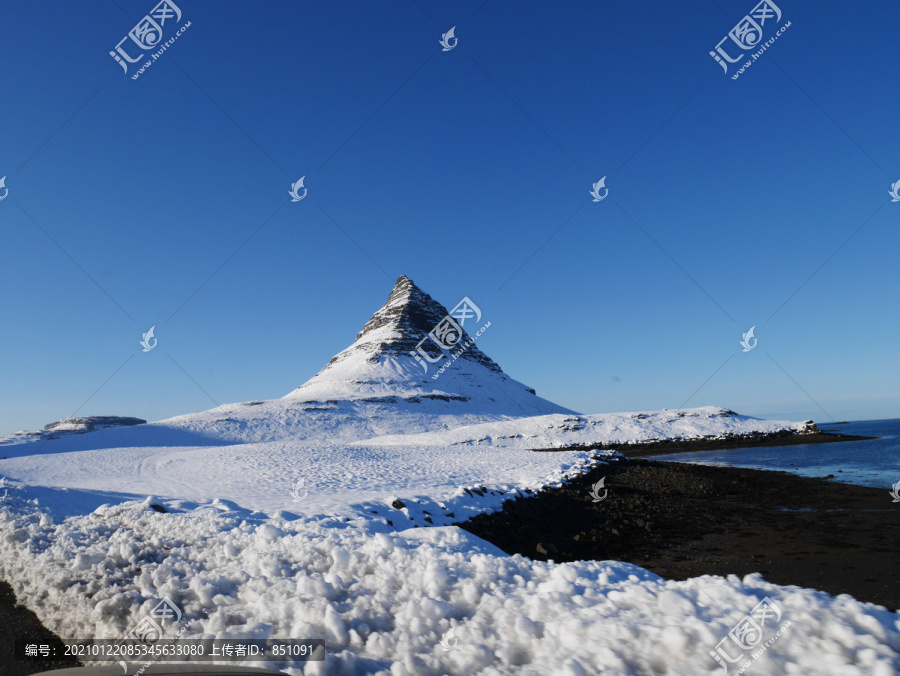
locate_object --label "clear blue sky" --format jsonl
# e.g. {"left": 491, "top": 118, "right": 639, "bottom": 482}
{"left": 1, "top": 0, "right": 898, "bottom": 436}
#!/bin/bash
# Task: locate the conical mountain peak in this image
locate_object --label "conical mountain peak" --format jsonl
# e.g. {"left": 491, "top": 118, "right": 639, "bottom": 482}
{"left": 285, "top": 275, "right": 572, "bottom": 417}
{"left": 349, "top": 276, "right": 499, "bottom": 372}
{"left": 354, "top": 275, "right": 449, "bottom": 346}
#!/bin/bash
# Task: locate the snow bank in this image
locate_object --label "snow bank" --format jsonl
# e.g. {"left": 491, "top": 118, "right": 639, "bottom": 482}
{"left": 0, "top": 484, "right": 897, "bottom": 675}
{"left": 358, "top": 407, "right": 814, "bottom": 450}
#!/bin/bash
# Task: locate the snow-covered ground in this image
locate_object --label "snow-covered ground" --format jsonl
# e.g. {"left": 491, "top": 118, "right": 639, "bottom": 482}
{"left": 358, "top": 406, "right": 816, "bottom": 450}
{"left": 2, "top": 398, "right": 896, "bottom": 675}
{"left": 0, "top": 404, "right": 806, "bottom": 520}
{"left": 0, "top": 396, "right": 608, "bottom": 520}
{"left": 1, "top": 480, "right": 897, "bottom": 676}
{"left": 1, "top": 277, "right": 897, "bottom": 674}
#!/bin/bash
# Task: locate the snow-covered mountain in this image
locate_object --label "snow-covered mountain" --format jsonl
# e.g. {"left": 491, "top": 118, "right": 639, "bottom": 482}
{"left": 0, "top": 277, "right": 571, "bottom": 458}
{"left": 0, "top": 277, "right": 811, "bottom": 518}
{"left": 285, "top": 274, "right": 571, "bottom": 417}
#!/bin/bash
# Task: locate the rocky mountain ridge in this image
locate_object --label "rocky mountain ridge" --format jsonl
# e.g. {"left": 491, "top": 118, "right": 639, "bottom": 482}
{"left": 326, "top": 275, "right": 501, "bottom": 374}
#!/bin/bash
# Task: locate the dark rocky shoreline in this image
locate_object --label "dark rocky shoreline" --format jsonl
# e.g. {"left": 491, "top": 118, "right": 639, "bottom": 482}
{"left": 461, "top": 458, "right": 900, "bottom": 611}
{"left": 530, "top": 429, "right": 875, "bottom": 456}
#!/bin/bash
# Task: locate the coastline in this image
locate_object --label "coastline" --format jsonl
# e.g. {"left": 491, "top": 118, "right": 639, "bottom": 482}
{"left": 461, "top": 458, "right": 900, "bottom": 611}
{"left": 530, "top": 430, "right": 877, "bottom": 457}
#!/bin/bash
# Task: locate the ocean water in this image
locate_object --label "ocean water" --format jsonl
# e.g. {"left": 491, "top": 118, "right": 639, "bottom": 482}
{"left": 652, "top": 418, "right": 900, "bottom": 490}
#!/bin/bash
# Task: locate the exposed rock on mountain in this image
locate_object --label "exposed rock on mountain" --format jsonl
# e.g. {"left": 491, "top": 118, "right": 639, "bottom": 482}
{"left": 284, "top": 275, "right": 571, "bottom": 416}
{"left": 0, "top": 416, "right": 146, "bottom": 447}
{"left": 346, "top": 275, "right": 502, "bottom": 373}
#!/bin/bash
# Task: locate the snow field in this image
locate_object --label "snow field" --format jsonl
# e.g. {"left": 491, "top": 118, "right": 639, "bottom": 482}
{"left": 358, "top": 407, "right": 813, "bottom": 449}
{"left": 1, "top": 486, "right": 898, "bottom": 675}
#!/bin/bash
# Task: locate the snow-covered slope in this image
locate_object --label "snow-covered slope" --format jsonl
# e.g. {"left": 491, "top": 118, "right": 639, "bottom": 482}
{"left": 358, "top": 406, "right": 817, "bottom": 449}
{"left": 284, "top": 275, "right": 571, "bottom": 417}
{"left": 0, "top": 406, "right": 812, "bottom": 523}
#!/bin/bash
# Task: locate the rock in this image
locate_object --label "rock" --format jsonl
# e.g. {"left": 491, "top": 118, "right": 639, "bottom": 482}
{"left": 42, "top": 416, "right": 146, "bottom": 432}
{"left": 303, "top": 276, "right": 503, "bottom": 379}
{"left": 391, "top": 499, "right": 406, "bottom": 510}
{"left": 0, "top": 416, "right": 146, "bottom": 447}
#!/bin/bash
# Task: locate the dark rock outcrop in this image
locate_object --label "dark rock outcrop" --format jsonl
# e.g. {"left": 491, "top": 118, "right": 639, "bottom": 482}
{"left": 325, "top": 275, "right": 501, "bottom": 373}
{"left": 0, "top": 416, "right": 146, "bottom": 447}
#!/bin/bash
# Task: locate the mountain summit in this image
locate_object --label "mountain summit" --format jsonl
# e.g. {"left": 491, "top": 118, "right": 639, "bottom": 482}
{"left": 332, "top": 275, "right": 500, "bottom": 373}
{"left": 284, "top": 276, "right": 572, "bottom": 416}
